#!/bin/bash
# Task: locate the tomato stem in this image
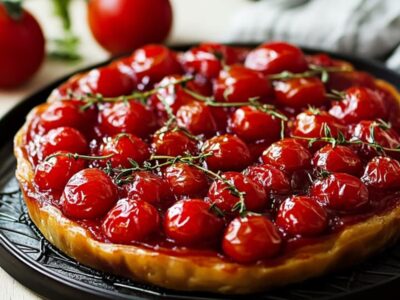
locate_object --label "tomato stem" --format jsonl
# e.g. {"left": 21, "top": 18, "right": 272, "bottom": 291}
{"left": 2, "top": 0, "right": 23, "bottom": 21}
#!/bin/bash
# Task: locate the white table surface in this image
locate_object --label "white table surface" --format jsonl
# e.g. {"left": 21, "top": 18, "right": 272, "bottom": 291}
{"left": 0, "top": 0, "right": 250, "bottom": 299}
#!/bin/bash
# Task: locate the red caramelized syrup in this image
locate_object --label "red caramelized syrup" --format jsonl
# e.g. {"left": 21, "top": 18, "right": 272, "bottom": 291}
{"left": 23, "top": 41, "right": 400, "bottom": 265}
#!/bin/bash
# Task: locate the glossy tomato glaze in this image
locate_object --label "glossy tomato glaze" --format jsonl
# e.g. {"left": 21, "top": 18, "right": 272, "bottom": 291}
{"left": 22, "top": 42, "right": 400, "bottom": 265}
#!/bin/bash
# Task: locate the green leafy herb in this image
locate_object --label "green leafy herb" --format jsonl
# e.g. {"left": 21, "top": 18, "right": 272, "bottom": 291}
{"left": 49, "top": 0, "right": 80, "bottom": 61}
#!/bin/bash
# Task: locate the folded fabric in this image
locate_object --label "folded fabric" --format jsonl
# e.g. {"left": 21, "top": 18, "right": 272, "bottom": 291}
{"left": 225, "top": 0, "right": 400, "bottom": 72}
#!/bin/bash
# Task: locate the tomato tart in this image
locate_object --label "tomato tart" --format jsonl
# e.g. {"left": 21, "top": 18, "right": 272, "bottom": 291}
{"left": 14, "top": 42, "right": 400, "bottom": 294}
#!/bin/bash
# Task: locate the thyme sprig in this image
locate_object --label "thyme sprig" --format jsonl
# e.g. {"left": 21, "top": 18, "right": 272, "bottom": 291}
{"left": 109, "top": 152, "right": 247, "bottom": 215}
{"left": 268, "top": 64, "right": 352, "bottom": 83}
{"left": 45, "top": 152, "right": 114, "bottom": 162}
{"left": 79, "top": 76, "right": 193, "bottom": 111}
{"left": 292, "top": 121, "right": 400, "bottom": 155}
{"left": 326, "top": 89, "right": 347, "bottom": 100}
{"left": 110, "top": 152, "right": 212, "bottom": 185}
{"left": 182, "top": 88, "right": 288, "bottom": 121}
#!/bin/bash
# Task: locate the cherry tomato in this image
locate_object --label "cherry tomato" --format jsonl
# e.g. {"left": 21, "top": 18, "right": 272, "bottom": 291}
{"left": 87, "top": 0, "right": 172, "bottom": 55}
{"left": 61, "top": 168, "right": 118, "bottom": 219}
{"left": 276, "top": 196, "right": 328, "bottom": 236}
{"left": 274, "top": 77, "right": 326, "bottom": 109}
{"left": 306, "top": 53, "right": 338, "bottom": 67}
{"left": 152, "top": 130, "right": 197, "bottom": 157}
{"left": 311, "top": 173, "right": 369, "bottom": 213}
{"left": 181, "top": 43, "right": 238, "bottom": 79}
{"left": 244, "top": 164, "right": 290, "bottom": 195}
{"left": 98, "top": 134, "right": 150, "bottom": 168}
{"left": 348, "top": 120, "right": 400, "bottom": 159}
{"left": 176, "top": 101, "right": 218, "bottom": 136}
{"left": 229, "top": 106, "right": 283, "bottom": 143}
{"left": 327, "top": 71, "right": 376, "bottom": 91}
{"left": 34, "top": 152, "right": 85, "bottom": 192}
{"left": 98, "top": 100, "right": 157, "bottom": 138}
{"left": 34, "top": 100, "right": 91, "bottom": 134}
{"left": 208, "top": 172, "right": 267, "bottom": 214}
{"left": 245, "top": 42, "right": 307, "bottom": 75}
{"left": 0, "top": 4, "right": 45, "bottom": 87}
{"left": 291, "top": 109, "right": 345, "bottom": 151}
{"left": 39, "top": 127, "right": 88, "bottom": 161}
{"left": 202, "top": 134, "right": 252, "bottom": 171}
{"left": 102, "top": 198, "right": 160, "bottom": 244}
{"left": 329, "top": 87, "right": 387, "bottom": 124}
{"left": 149, "top": 75, "right": 196, "bottom": 118}
{"left": 261, "top": 138, "right": 312, "bottom": 173}
{"left": 361, "top": 156, "right": 400, "bottom": 189}
{"left": 213, "top": 65, "right": 272, "bottom": 103}
{"left": 164, "top": 199, "right": 224, "bottom": 245}
{"left": 101, "top": 198, "right": 160, "bottom": 244}
{"left": 222, "top": 215, "right": 281, "bottom": 263}
{"left": 312, "top": 145, "right": 362, "bottom": 175}
{"left": 122, "top": 171, "right": 172, "bottom": 205}
{"left": 163, "top": 163, "right": 209, "bottom": 198}
{"left": 78, "top": 67, "right": 135, "bottom": 97}
{"left": 124, "top": 45, "right": 182, "bottom": 90}
{"left": 293, "top": 109, "right": 343, "bottom": 137}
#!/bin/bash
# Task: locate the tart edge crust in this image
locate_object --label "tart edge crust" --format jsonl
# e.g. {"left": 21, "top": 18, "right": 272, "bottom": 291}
{"left": 13, "top": 79, "right": 400, "bottom": 294}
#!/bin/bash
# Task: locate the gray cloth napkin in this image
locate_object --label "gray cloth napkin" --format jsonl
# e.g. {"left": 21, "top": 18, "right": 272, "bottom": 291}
{"left": 225, "top": 0, "right": 400, "bottom": 72}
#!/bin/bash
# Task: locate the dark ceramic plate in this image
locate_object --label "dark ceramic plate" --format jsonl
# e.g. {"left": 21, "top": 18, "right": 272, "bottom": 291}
{"left": 1, "top": 46, "right": 400, "bottom": 300}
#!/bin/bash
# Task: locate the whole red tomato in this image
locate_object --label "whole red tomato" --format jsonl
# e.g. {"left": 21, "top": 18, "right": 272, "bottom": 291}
{"left": 0, "top": 4, "right": 45, "bottom": 88}
{"left": 87, "top": 0, "right": 173, "bottom": 55}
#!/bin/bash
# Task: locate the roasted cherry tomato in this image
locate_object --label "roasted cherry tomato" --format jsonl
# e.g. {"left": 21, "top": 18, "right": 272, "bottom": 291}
{"left": 78, "top": 67, "right": 135, "bottom": 97}
{"left": 87, "top": 0, "right": 173, "bottom": 55}
{"left": 176, "top": 101, "right": 218, "bottom": 136}
{"left": 327, "top": 71, "right": 376, "bottom": 91}
{"left": 149, "top": 75, "right": 196, "bottom": 118}
{"left": 222, "top": 215, "right": 282, "bottom": 263}
{"left": 102, "top": 198, "right": 160, "bottom": 244}
{"left": 361, "top": 156, "right": 400, "bottom": 189}
{"left": 34, "top": 100, "right": 93, "bottom": 135}
{"left": 329, "top": 87, "right": 387, "bottom": 124}
{"left": 61, "top": 168, "right": 118, "bottom": 219}
{"left": 274, "top": 77, "right": 326, "bottom": 110}
{"left": 348, "top": 120, "right": 400, "bottom": 160}
{"left": 180, "top": 43, "right": 238, "bottom": 79}
{"left": 39, "top": 127, "right": 88, "bottom": 161}
{"left": 98, "top": 134, "right": 150, "bottom": 168}
{"left": 122, "top": 45, "right": 182, "bottom": 90}
{"left": 213, "top": 65, "right": 272, "bottom": 103}
{"left": 245, "top": 42, "right": 307, "bottom": 75}
{"left": 276, "top": 196, "right": 328, "bottom": 236}
{"left": 164, "top": 199, "right": 224, "bottom": 245}
{"left": 229, "top": 106, "right": 283, "bottom": 143}
{"left": 122, "top": 171, "right": 172, "bottom": 205}
{"left": 312, "top": 145, "right": 362, "bottom": 175}
{"left": 311, "top": 173, "right": 369, "bottom": 213}
{"left": 34, "top": 152, "right": 85, "bottom": 192}
{"left": 244, "top": 164, "right": 290, "bottom": 195}
{"left": 98, "top": 101, "right": 157, "bottom": 138}
{"left": 202, "top": 134, "right": 252, "bottom": 171}
{"left": 152, "top": 130, "right": 197, "bottom": 157}
{"left": 292, "top": 109, "right": 344, "bottom": 142}
{"left": 163, "top": 163, "right": 209, "bottom": 198}
{"left": 208, "top": 172, "right": 267, "bottom": 214}
{"left": 261, "top": 138, "right": 312, "bottom": 173}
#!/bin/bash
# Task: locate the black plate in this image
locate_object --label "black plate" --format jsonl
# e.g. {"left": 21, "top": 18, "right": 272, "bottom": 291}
{"left": 1, "top": 46, "right": 400, "bottom": 300}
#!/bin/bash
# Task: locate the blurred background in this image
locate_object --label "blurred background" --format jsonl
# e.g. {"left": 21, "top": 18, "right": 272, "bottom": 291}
{"left": 1, "top": 0, "right": 400, "bottom": 298}
{"left": 1, "top": 0, "right": 400, "bottom": 119}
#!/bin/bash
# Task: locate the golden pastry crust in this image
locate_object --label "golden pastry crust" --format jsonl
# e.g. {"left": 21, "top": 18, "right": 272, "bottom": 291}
{"left": 13, "top": 79, "right": 400, "bottom": 294}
